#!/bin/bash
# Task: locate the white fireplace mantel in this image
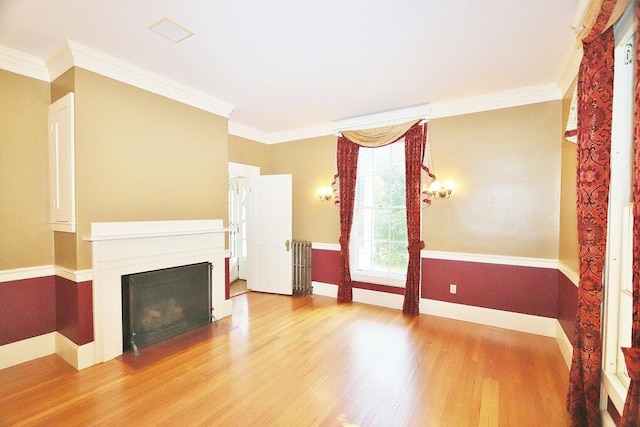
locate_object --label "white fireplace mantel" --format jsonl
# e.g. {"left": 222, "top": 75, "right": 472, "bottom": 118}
{"left": 86, "top": 220, "right": 231, "bottom": 365}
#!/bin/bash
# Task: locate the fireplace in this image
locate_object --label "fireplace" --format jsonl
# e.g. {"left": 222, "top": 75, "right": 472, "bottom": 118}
{"left": 87, "top": 220, "right": 232, "bottom": 366}
{"left": 122, "top": 262, "right": 212, "bottom": 353}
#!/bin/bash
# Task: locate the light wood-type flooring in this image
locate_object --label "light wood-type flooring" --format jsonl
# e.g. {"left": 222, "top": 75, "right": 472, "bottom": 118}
{"left": 0, "top": 292, "right": 570, "bottom": 426}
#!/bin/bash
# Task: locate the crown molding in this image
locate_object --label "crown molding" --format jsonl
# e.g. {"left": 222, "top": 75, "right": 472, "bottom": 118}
{"left": 333, "top": 103, "right": 432, "bottom": 132}
{"left": 429, "top": 83, "right": 562, "bottom": 119}
{"left": 4, "top": 41, "right": 563, "bottom": 144}
{"left": 233, "top": 83, "right": 563, "bottom": 144}
{"left": 0, "top": 45, "right": 49, "bottom": 81}
{"left": 557, "top": 47, "right": 582, "bottom": 97}
{"left": 48, "top": 41, "right": 235, "bottom": 118}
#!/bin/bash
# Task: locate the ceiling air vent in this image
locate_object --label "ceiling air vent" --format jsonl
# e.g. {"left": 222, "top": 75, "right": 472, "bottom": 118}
{"left": 149, "top": 18, "right": 193, "bottom": 43}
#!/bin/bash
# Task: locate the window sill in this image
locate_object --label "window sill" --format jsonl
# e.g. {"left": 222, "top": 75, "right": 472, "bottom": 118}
{"left": 351, "top": 272, "right": 406, "bottom": 288}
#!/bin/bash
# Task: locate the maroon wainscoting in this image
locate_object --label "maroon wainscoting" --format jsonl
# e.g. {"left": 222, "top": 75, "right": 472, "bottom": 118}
{"left": 312, "top": 249, "right": 340, "bottom": 285}
{"left": 0, "top": 276, "right": 56, "bottom": 345}
{"left": 557, "top": 271, "right": 578, "bottom": 345}
{"left": 421, "top": 258, "right": 559, "bottom": 318}
{"left": 55, "top": 276, "right": 94, "bottom": 345}
{"left": 225, "top": 257, "right": 230, "bottom": 300}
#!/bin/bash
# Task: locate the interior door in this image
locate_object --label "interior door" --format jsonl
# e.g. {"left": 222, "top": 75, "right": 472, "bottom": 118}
{"left": 247, "top": 174, "right": 293, "bottom": 295}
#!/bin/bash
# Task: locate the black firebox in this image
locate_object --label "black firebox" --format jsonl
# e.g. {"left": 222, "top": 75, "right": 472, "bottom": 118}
{"left": 122, "top": 262, "right": 212, "bottom": 354}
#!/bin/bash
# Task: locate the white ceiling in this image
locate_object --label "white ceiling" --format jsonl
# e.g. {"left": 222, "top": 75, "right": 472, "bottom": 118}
{"left": 0, "top": 0, "right": 582, "bottom": 141}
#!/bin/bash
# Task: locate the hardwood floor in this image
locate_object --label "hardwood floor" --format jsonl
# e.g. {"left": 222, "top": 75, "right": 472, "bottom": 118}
{"left": 0, "top": 293, "right": 569, "bottom": 426}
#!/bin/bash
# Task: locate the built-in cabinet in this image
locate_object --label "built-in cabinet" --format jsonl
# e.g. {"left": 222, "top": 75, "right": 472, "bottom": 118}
{"left": 48, "top": 92, "right": 76, "bottom": 232}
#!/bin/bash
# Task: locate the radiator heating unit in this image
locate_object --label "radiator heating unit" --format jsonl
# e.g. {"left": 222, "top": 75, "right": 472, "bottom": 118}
{"left": 292, "top": 240, "right": 313, "bottom": 295}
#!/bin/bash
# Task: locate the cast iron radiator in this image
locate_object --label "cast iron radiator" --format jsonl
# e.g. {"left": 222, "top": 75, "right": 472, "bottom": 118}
{"left": 292, "top": 240, "right": 313, "bottom": 295}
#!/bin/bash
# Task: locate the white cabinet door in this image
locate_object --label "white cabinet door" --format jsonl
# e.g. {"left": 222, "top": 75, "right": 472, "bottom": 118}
{"left": 247, "top": 174, "right": 293, "bottom": 295}
{"left": 48, "top": 93, "right": 76, "bottom": 232}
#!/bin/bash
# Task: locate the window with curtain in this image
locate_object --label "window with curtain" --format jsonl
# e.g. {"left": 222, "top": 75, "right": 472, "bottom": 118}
{"left": 603, "top": 23, "right": 635, "bottom": 409}
{"left": 351, "top": 139, "right": 408, "bottom": 284}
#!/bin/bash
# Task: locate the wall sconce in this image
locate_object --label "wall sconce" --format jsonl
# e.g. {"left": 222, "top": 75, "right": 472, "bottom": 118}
{"left": 317, "top": 186, "right": 333, "bottom": 201}
{"left": 428, "top": 181, "right": 455, "bottom": 199}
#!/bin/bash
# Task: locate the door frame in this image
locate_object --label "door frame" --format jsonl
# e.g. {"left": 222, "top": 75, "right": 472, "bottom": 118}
{"left": 228, "top": 162, "right": 260, "bottom": 286}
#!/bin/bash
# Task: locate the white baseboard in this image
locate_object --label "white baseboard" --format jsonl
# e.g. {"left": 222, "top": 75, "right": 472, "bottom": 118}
{"left": 420, "top": 299, "right": 557, "bottom": 337}
{"left": 314, "top": 281, "right": 558, "bottom": 338}
{"left": 55, "top": 333, "right": 95, "bottom": 370}
{"left": 313, "top": 281, "right": 403, "bottom": 310}
{"left": 0, "top": 333, "right": 56, "bottom": 370}
{"left": 555, "top": 321, "right": 573, "bottom": 368}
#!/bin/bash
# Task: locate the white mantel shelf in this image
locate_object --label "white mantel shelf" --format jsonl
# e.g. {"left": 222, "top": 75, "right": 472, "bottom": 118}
{"left": 86, "top": 220, "right": 229, "bottom": 242}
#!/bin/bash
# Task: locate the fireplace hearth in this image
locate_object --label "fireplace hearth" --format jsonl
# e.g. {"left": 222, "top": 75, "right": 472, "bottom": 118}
{"left": 122, "top": 262, "right": 212, "bottom": 354}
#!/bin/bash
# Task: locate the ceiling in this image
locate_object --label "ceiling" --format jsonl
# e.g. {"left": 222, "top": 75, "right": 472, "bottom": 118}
{"left": 0, "top": 0, "right": 582, "bottom": 142}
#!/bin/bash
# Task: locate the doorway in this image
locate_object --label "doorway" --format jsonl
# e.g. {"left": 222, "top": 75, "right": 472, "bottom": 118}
{"left": 228, "top": 162, "right": 260, "bottom": 297}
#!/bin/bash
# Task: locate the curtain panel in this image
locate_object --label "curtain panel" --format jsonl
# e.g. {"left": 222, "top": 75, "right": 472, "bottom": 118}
{"left": 620, "top": 1, "right": 640, "bottom": 426}
{"left": 335, "top": 120, "right": 428, "bottom": 314}
{"left": 567, "top": 1, "right": 619, "bottom": 424}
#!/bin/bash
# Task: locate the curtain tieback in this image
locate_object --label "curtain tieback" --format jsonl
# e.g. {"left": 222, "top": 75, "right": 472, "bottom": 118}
{"left": 408, "top": 240, "right": 425, "bottom": 254}
{"left": 622, "top": 347, "right": 640, "bottom": 380}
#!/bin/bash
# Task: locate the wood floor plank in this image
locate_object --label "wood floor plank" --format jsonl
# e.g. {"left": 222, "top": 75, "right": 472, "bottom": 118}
{"left": 0, "top": 292, "right": 570, "bottom": 426}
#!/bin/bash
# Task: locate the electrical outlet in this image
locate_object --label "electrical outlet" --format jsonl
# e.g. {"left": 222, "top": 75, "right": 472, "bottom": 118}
{"left": 449, "top": 284, "right": 457, "bottom": 294}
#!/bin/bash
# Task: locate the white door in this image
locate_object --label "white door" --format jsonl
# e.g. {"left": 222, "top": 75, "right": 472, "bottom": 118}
{"left": 247, "top": 174, "right": 293, "bottom": 295}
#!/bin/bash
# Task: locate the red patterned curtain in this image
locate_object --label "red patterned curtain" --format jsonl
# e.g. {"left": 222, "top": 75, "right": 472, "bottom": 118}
{"left": 566, "top": 13, "right": 616, "bottom": 427}
{"left": 403, "top": 123, "right": 427, "bottom": 315}
{"left": 620, "top": 2, "right": 640, "bottom": 426}
{"left": 336, "top": 136, "right": 359, "bottom": 303}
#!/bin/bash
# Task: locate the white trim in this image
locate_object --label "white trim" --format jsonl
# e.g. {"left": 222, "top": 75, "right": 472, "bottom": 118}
{"left": 314, "top": 281, "right": 558, "bottom": 338}
{"left": 312, "top": 242, "right": 340, "bottom": 251}
{"left": 421, "top": 250, "right": 558, "bottom": 269}
{"left": 557, "top": 46, "right": 583, "bottom": 97}
{"left": 87, "top": 219, "right": 230, "bottom": 364}
{"left": 55, "top": 333, "right": 95, "bottom": 370}
{"left": 47, "top": 41, "right": 235, "bottom": 118}
{"left": 54, "top": 266, "right": 93, "bottom": 283}
{"left": 333, "top": 104, "right": 432, "bottom": 133}
{"left": 429, "top": 83, "right": 561, "bottom": 120}
{"left": 0, "top": 265, "right": 55, "bottom": 283}
{"left": 0, "top": 333, "right": 56, "bottom": 370}
{"left": 602, "top": 371, "right": 629, "bottom": 417}
{"left": 558, "top": 261, "right": 580, "bottom": 287}
{"left": 230, "top": 84, "right": 562, "bottom": 144}
{"left": 0, "top": 44, "right": 49, "bottom": 81}
{"left": 228, "top": 162, "right": 260, "bottom": 177}
{"left": 312, "top": 281, "right": 338, "bottom": 298}
{"left": 555, "top": 320, "right": 573, "bottom": 368}
{"left": 312, "top": 281, "right": 403, "bottom": 310}
{"left": 420, "top": 299, "right": 557, "bottom": 337}
{"left": 602, "top": 411, "right": 617, "bottom": 427}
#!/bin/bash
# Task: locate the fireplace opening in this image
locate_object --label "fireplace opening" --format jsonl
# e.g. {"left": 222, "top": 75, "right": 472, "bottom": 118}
{"left": 122, "top": 262, "right": 212, "bottom": 353}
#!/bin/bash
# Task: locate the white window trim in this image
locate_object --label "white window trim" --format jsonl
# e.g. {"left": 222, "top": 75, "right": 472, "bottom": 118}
{"left": 601, "top": 5, "right": 635, "bottom": 415}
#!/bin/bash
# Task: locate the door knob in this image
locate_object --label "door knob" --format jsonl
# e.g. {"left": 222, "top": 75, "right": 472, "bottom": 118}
{"left": 285, "top": 239, "right": 290, "bottom": 252}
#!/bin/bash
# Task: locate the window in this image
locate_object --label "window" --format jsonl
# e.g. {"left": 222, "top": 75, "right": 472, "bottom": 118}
{"left": 602, "top": 14, "right": 635, "bottom": 411}
{"left": 351, "top": 140, "right": 408, "bottom": 284}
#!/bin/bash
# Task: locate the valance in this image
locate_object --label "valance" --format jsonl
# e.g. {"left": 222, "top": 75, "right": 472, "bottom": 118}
{"left": 340, "top": 120, "right": 420, "bottom": 147}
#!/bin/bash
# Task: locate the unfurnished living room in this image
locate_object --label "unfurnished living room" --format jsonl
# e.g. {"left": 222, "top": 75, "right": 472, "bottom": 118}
{"left": 1, "top": 1, "right": 639, "bottom": 426}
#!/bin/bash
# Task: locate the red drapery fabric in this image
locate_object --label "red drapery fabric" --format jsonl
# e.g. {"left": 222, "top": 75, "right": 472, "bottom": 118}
{"left": 566, "top": 24, "right": 615, "bottom": 427}
{"left": 335, "top": 121, "right": 427, "bottom": 313}
{"left": 336, "top": 136, "right": 359, "bottom": 303}
{"left": 620, "top": 2, "right": 640, "bottom": 426}
{"left": 403, "top": 123, "right": 427, "bottom": 315}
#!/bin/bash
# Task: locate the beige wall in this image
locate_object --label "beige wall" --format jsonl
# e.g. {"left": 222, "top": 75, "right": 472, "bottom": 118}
{"left": 228, "top": 134, "right": 270, "bottom": 173}
{"left": 269, "top": 135, "right": 340, "bottom": 243}
{"left": 267, "top": 102, "right": 562, "bottom": 259}
{"left": 425, "top": 102, "right": 562, "bottom": 258}
{"left": 71, "top": 69, "right": 229, "bottom": 269}
{"left": 558, "top": 80, "right": 579, "bottom": 272}
{"left": 0, "top": 70, "right": 52, "bottom": 269}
